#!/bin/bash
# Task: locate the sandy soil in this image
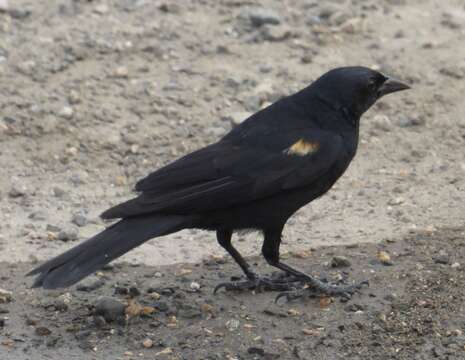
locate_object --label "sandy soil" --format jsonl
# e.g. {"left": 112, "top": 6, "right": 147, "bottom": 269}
{"left": 1, "top": 0, "right": 465, "bottom": 359}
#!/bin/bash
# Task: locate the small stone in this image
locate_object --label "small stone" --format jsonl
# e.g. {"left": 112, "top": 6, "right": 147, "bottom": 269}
{"left": 94, "top": 4, "right": 109, "bottom": 14}
{"left": 226, "top": 319, "right": 240, "bottom": 331}
{"left": 148, "top": 291, "right": 161, "bottom": 300}
{"left": 178, "top": 304, "right": 202, "bottom": 319}
{"left": 0, "top": 288, "right": 12, "bottom": 303}
{"left": 155, "top": 348, "right": 173, "bottom": 356}
{"left": 239, "top": 7, "right": 281, "bottom": 27}
{"left": 0, "top": 318, "right": 4, "bottom": 327}
{"left": 377, "top": 251, "right": 393, "bottom": 266}
{"left": 397, "top": 114, "right": 426, "bottom": 127}
{"left": 201, "top": 303, "right": 214, "bottom": 314}
{"left": 94, "top": 297, "right": 126, "bottom": 322}
{"left": 302, "top": 328, "right": 321, "bottom": 336}
{"left": 35, "top": 326, "right": 52, "bottom": 336}
{"left": 433, "top": 255, "right": 449, "bottom": 265}
{"left": 113, "top": 66, "right": 128, "bottom": 78}
{"left": 142, "top": 338, "right": 153, "bottom": 348}
{"left": 152, "top": 301, "right": 169, "bottom": 312}
{"left": 58, "top": 227, "right": 79, "bottom": 242}
{"left": 190, "top": 282, "right": 201, "bottom": 291}
{"left": 71, "top": 213, "right": 88, "bottom": 227}
{"left": 248, "top": 347, "right": 265, "bottom": 356}
{"left": 331, "top": 256, "right": 351, "bottom": 268}
{"left": 53, "top": 186, "right": 66, "bottom": 197}
{"left": 58, "top": 106, "right": 74, "bottom": 119}
{"left": 260, "top": 24, "right": 292, "bottom": 42}
{"left": 0, "top": 0, "right": 9, "bottom": 12}
{"left": 224, "top": 111, "right": 252, "bottom": 127}
{"left": 372, "top": 114, "right": 392, "bottom": 131}
{"left": 9, "top": 184, "right": 27, "bottom": 198}
{"left": 451, "top": 262, "right": 460, "bottom": 268}
{"left": 76, "top": 276, "right": 105, "bottom": 292}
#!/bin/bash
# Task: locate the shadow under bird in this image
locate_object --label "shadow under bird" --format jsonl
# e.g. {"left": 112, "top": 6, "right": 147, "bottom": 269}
{"left": 28, "top": 66, "right": 410, "bottom": 301}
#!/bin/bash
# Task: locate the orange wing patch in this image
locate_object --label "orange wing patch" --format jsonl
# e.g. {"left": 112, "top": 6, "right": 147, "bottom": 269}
{"left": 284, "top": 139, "right": 319, "bottom": 156}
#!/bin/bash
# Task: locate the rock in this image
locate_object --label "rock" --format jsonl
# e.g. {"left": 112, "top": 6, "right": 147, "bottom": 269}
{"left": 53, "top": 186, "right": 66, "bottom": 197}
{"left": 93, "top": 4, "right": 109, "bottom": 15}
{"left": 0, "top": 318, "right": 4, "bottom": 327}
{"left": 152, "top": 301, "right": 169, "bottom": 312}
{"left": 0, "top": 288, "right": 12, "bottom": 303}
{"left": 226, "top": 319, "right": 240, "bottom": 331}
{"left": 224, "top": 111, "right": 251, "bottom": 127}
{"left": 71, "top": 212, "right": 88, "bottom": 227}
{"left": 29, "top": 210, "right": 47, "bottom": 221}
{"left": 94, "top": 297, "right": 126, "bottom": 322}
{"left": 35, "top": 326, "right": 52, "bottom": 336}
{"left": 248, "top": 347, "right": 265, "bottom": 356}
{"left": 177, "top": 304, "right": 202, "bottom": 319}
{"left": 372, "top": 114, "right": 392, "bottom": 131}
{"left": 76, "top": 276, "right": 105, "bottom": 292}
{"left": 9, "top": 184, "right": 27, "bottom": 198}
{"left": 142, "top": 338, "right": 153, "bottom": 348}
{"left": 377, "top": 251, "right": 393, "bottom": 266}
{"left": 189, "top": 282, "right": 200, "bottom": 291}
{"left": 397, "top": 114, "right": 426, "bottom": 127}
{"left": 58, "top": 106, "right": 74, "bottom": 119}
{"left": 433, "top": 255, "right": 449, "bottom": 265}
{"left": 239, "top": 7, "right": 281, "bottom": 27}
{"left": 58, "top": 226, "right": 79, "bottom": 242}
{"left": 0, "top": 0, "right": 8, "bottom": 12}
{"left": 260, "top": 24, "right": 292, "bottom": 41}
{"left": 331, "top": 256, "right": 351, "bottom": 268}
{"left": 113, "top": 66, "right": 128, "bottom": 78}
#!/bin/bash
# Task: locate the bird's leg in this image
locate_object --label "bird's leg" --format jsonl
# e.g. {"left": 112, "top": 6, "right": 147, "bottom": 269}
{"left": 213, "top": 230, "right": 300, "bottom": 293}
{"left": 261, "top": 228, "right": 368, "bottom": 303}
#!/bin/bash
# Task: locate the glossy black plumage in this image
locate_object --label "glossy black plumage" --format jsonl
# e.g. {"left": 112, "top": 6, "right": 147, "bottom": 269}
{"left": 28, "top": 66, "right": 409, "bottom": 291}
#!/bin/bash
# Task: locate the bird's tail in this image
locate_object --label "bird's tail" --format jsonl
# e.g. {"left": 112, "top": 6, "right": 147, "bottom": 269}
{"left": 26, "top": 214, "right": 190, "bottom": 289}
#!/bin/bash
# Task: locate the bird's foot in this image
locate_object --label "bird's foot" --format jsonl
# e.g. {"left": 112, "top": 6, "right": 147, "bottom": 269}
{"left": 214, "top": 273, "right": 302, "bottom": 294}
{"left": 275, "top": 276, "right": 369, "bottom": 303}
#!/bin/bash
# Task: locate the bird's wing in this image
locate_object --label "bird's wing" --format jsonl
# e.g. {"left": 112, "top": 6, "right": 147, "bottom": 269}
{"left": 101, "top": 129, "right": 344, "bottom": 218}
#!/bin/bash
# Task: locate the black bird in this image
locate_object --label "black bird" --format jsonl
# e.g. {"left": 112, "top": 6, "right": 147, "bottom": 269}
{"left": 28, "top": 67, "right": 409, "bottom": 300}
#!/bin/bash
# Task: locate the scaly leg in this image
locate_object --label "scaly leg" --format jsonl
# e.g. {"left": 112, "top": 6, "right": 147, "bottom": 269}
{"left": 261, "top": 227, "right": 368, "bottom": 303}
{"left": 213, "top": 230, "right": 301, "bottom": 293}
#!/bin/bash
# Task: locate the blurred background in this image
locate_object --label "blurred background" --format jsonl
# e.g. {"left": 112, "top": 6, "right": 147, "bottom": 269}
{"left": 0, "top": 0, "right": 464, "bottom": 266}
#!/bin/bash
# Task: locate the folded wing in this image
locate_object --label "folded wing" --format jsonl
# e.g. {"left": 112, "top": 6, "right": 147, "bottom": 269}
{"left": 101, "top": 129, "right": 343, "bottom": 218}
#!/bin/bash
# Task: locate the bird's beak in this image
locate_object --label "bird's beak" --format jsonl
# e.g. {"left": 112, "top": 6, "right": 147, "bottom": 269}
{"left": 378, "top": 77, "right": 410, "bottom": 97}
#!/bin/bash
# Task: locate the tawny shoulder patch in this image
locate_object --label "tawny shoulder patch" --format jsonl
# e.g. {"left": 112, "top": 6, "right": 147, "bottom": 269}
{"left": 284, "top": 139, "right": 320, "bottom": 156}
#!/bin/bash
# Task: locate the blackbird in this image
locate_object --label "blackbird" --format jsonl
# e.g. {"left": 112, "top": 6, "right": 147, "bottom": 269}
{"left": 28, "top": 66, "right": 409, "bottom": 301}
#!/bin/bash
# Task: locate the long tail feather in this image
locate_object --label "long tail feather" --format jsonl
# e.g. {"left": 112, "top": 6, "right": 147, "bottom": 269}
{"left": 26, "top": 214, "right": 189, "bottom": 289}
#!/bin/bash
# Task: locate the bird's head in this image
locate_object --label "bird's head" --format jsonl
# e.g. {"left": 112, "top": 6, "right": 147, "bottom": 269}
{"left": 312, "top": 66, "right": 410, "bottom": 119}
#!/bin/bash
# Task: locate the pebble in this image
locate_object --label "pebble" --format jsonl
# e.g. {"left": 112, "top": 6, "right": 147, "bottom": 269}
{"left": 331, "top": 256, "right": 351, "bottom": 268}
{"left": 0, "top": 318, "right": 4, "bottom": 327}
{"left": 113, "top": 66, "right": 129, "bottom": 78}
{"left": 9, "top": 184, "right": 27, "bottom": 198}
{"left": 224, "top": 111, "right": 252, "bottom": 127}
{"left": 239, "top": 7, "right": 282, "bottom": 27}
{"left": 142, "top": 338, "right": 153, "bottom": 348}
{"left": 71, "top": 212, "right": 88, "bottom": 227}
{"left": 0, "top": 288, "right": 12, "bottom": 303}
{"left": 58, "top": 106, "right": 74, "bottom": 119}
{"left": 177, "top": 304, "right": 202, "bottom": 319}
{"left": 397, "top": 114, "right": 426, "bottom": 127}
{"left": 35, "top": 326, "right": 52, "bottom": 336}
{"left": 372, "top": 114, "right": 392, "bottom": 131}
{"left": 260, "top": 24, "right": 292, "bottom": 42}
{"left": 76, "top": 276, "right": 105, "bottom": 292}
{"left": 94, "top": 297, "right": 126, "bottom": 322}
{"left": 433, "top": 255, "right": 449, "bottom": 265}
{"left": 58, "top": 226, "right": 79, "bottom": 242}
{"left": 377, "top": 251, "right": 394, "bottom": 266}
{"left": 451, "top": 262, "right": 460, "bottom": 268}
{"left": 189, "top": 281, "right": 201, "bottom": 291}
{"left": 0, "top": 0, "right": 8, "bottom": 12}
{"left": 226, "top": 319, "right": 240, "bottom": 331}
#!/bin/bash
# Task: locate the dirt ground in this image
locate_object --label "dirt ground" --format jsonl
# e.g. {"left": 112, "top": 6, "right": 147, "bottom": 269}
{"left": 1, "top": 0, "right": 465, "bottom": 359}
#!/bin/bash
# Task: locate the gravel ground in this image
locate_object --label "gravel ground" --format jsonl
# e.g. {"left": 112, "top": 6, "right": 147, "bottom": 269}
{"left": 1, "top": 0, "right": 465, "bottom": 358}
